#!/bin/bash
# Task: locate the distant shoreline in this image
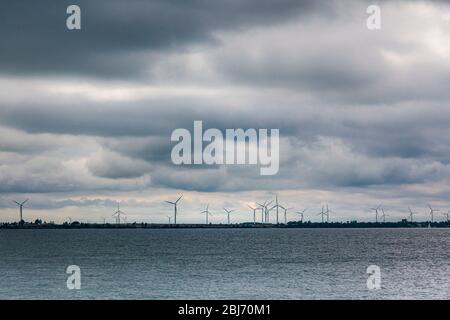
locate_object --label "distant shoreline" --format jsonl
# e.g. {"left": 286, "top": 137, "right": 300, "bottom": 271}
{"left": 2, "top": 221, "right": 450, "bottom": 229}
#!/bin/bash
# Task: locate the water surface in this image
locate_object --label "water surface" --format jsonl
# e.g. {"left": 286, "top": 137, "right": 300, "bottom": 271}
{"left": 0, "top": 228, "right": 449, "bottom": 299}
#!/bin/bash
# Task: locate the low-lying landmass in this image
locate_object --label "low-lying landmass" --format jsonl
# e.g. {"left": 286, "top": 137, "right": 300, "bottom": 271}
{"left": 1, "top": 219, "right": 450, "bottom": 229}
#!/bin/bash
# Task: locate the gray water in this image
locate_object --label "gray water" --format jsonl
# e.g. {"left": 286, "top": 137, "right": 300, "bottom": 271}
{"left": 0, "top": 228, "right": 449, "bottom": 299}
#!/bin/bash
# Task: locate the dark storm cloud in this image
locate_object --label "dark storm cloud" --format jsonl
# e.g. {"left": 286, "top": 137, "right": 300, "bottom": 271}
{"left": 87, "top": 148, "right": 152, "bottom": 179}
{"left": 0, "top": 0, "right": 322, "bottom": 78}
{"left": 2, "top": 0, "right": 450, "bottom": 214}
{"left": 100, "top": 136, "right": 174, "bottom": 163}
{"left": 3, "top": 95, "right": 450, "bottom": 164}
{"left": 0, "top": 96, "right": 304, "bottom": 137}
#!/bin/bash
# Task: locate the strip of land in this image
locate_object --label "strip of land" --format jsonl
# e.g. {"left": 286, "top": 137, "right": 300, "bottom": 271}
{"left": 1, "top": 220, "right": 449, "bottom": 229}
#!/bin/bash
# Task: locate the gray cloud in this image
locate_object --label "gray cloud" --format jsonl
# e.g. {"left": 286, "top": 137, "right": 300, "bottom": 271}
{"left": 0, "top": 0, "right": 321, "bottom": 78}
{"left": 1, "top": 0, "right": 450, "bottom": 221}
{"left": 87, "top": 148, "right": 152, "bottom": 179}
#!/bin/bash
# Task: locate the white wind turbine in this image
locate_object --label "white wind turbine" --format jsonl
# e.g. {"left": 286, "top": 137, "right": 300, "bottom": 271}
{"left": 279, "top": 205, "right": 293, "bottom": 224}
{"left": 223, "top": 208, "right": 235, "bottom": 224}
{"left": 428, "top": 204, "right": 439, "bottom": 223}
{"left": 317, "top": 205, "right": 328, "bottom": 223}
{"left": 370, "top": 205, "right": 382, "bottom": 223}
{"left": 324, "top": 204, "right": 331, "bottom": 222}
{"left": 380, "top": 208, "right": 388, "bottom": 223}
{"left": 248, "top": 205, "right": 258, "bottom": 224}
{"left": 318, "top": 204, "right": 332, "bottom": 223}
{"left": 259, "top": 200, "right": 273, "bottom": 223}
{"left": 270, "top": 195, "right": 283, "bottom": 224}
{"left": 441, "top": 210, "right": 450, "bottom": 222}
{"left": 165, "top": 195, "right": 182, "bottom": 225}
{"left": 256, "top": 201, "right": 269, "bottom": 223}
{"left": 201, "top": 204, "right": 213, "bottom": 224}
{"left": 13, "top": 199, "right": 28, "bottom": 223}
{"left": 112, "top": 202, "right": 126, "bottom": 224}
{"left": 408, "top": 207, "right": 417, "bottom": 222}
{"left": 296, "top": 209, "right": 307, "bottom": 222}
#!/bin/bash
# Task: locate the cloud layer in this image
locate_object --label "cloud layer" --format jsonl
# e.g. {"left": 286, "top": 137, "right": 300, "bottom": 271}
{"left": 1, "top": 0, "right": 450, "bottom": 222}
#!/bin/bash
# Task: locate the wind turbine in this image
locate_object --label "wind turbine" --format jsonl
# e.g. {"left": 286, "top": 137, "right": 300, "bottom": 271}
{"left": 442, "top": 210, "right": 450, "bottom": 222}
{"left": 257, "top": 200, "right": 272, "bottom": 223}
{"left": 13, "top": 199, "right": 28, "bottom": 223}
{"left": 201, "top": 204, "right": 213, "bottom": 224}
{"left": 167, "top": 216, "right": 172, "bottom": 224}
{"left": 408, "top": 207, "right": 417, "bottom": 222}
{"left": 296, "top": 209, "right": 306, "bottom": 222}
{"left": 264, "top": 200, "right": 274, "bottom": 223}
{"left": 223, "top": 208, "right": 235, "bottom": 224}
{"left": 370, "top": 205, "right": 381, "bottom": 223}
{"left": 324, "top": 204, "right": 331, "bottom": 222}
{"left": 248, "top": 205, "right": 258, "bottom": 223}
{"left": 317, "top": 206, "right": 327, "bottom": 223}
{"left": 380, "top": 208, "right": 388, "bottom": 223}
{"left": 270, "top": 195, "right": 283, "bottom": 224}
{"left": 279, "top": 205, "right": 293, "bottom": 224}
{"left": 101, "top": 216, "right": 106, "bottom": 224}
{"left": 256, "top": 201, "right": 266, "bottom": 223}
{"left": 428, "top": 204, "right": 439, "bottom": 223}
{"left": 112, "top": 202, "right": 126, "bottom": 224}
{"left": 165, "top": 195, "right": 182, "bottom": 225}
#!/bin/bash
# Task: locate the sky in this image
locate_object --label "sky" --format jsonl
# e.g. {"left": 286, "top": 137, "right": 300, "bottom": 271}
{"left": 1, "top": 0, "right": 450, "bottom": 224}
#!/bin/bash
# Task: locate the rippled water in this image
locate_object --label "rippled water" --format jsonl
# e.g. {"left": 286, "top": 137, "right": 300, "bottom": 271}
{"left": 0, "top": 228, "right": 449, "bottom": 299}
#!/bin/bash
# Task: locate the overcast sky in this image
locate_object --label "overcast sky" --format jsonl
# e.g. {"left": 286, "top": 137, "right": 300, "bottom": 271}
{"left": 1, "top": 0, "right": 450, "bottom": 223}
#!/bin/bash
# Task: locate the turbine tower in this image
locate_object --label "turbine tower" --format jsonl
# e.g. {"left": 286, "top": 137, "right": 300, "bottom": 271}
{"left": 257, "top": 200, "right": 272, "bottom": 223}
{"left": 223, "top": 208, "right": 235, "bottom": 224}
{"left": 380, "top": 208, "right": 388, "bottom": 223}
{"left": 263, "top": 200, "right": 274, "bottom": 223}
{"left": 112, "top": 202, "right": 126, "bottom": 224}
{"left": 13, "top": 199, "right": 28, "bottom": 223}
{"left": 270, "top": 195, "right": 283, "bottom": 224}
{"left": 296, "top": 209, "right": 306, "bottom": 222}
{"left": 408, "top": 207, "right": 417, "bottom": 222}
{"left": 201, "top": 204, "right": 212, "bottom": 224}
{"left": 442, "top": 210, "right": 450, "bottom": 222}
{"left": 167, "top": 216, "right": 172, "bottom": 224}
{"left": 317, "top": 206, "right": 327, "bottom": 223}
{"left": 248, "top": 205, "right": 258, "bottom": 223}
{"left": 370, "top": 205, "right": 381, "bottom": 223}
{"left": 257, "top": 201, "right": 266, "bottom": 223}
{"left": 165, "top": 195, "right": 182, "bottom": 225}
{"left": 101, "top": 216, "right": 106, "bottom": 224}
{"left": 279, "top": 205, "right": 293, "bottom": 224}
{"left": 428, "top": 204, "right": 439, "bottom": 223}
{"left": 324, "top": 204, "right": 330, "bottom": 222}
